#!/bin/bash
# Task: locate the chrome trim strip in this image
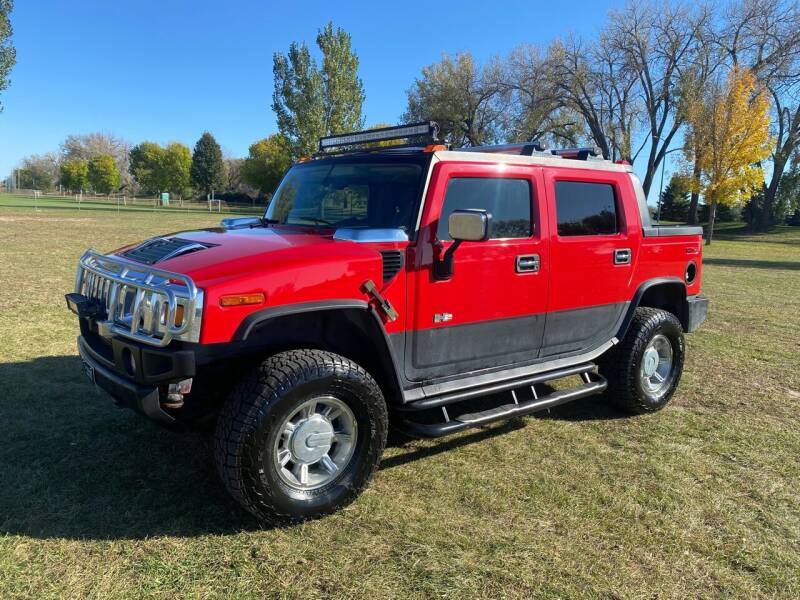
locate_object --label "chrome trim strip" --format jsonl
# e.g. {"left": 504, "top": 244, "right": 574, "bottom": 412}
{"left": 333, "top": 228, "right": 409, "bottom": 243}
{"left": 413, "top": 154, "right": 439, "bottom": 237}
{"left": 436, "top": 150, "right": 631, "bottom": 172}
{"left": 160, "top": 242, "right": 209, "bottom": 262}
{"left": 75, "top": 249, "right": 202, "bottom": 347}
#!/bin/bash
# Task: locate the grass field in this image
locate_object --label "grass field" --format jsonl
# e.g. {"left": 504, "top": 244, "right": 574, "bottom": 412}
{"left": 1, "top": 201, "right": 799, "bottom": 599}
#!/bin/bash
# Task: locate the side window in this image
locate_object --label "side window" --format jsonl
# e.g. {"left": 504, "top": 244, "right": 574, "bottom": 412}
{"left": 555, "top": 181, "right": 618, "bottom": 236}
{"left": 438, "top": 177, "right": 532, "bottom": 240}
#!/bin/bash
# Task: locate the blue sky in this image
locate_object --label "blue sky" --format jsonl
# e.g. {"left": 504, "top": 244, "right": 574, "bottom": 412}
{"left": 1, "top": 0, "right": 661, "bottom": 183}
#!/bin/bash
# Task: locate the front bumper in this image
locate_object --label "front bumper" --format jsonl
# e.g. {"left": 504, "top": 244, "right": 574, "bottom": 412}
{"left": 78, "top": 335, "right": 175, "bottom": 424}
{"left": 686, "top": 294, "right": 710, "bottom": 333}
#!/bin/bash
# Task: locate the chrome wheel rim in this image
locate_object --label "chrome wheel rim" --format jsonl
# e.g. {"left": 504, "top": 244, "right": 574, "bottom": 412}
{"left": 273, "top": 396, "right": 357, "bottom": 491}
{"left": 640, "top": 334, "right": 674, "bottom": 394}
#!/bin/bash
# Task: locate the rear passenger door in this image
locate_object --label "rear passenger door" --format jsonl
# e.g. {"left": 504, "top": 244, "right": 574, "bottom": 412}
{"left": 406, "top": 162, "right": 549, "bottom": 382}
{"left": 542, "top": 169, "right": 636, "bottom": 357}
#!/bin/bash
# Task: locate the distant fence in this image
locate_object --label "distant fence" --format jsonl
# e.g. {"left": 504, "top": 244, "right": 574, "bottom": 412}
{"left": 2, "top": 190, "right": 263, "bottom": 215}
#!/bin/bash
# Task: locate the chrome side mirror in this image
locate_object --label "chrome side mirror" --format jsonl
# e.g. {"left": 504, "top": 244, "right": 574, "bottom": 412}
{"left": 435, "top": 209, "right": 492, "bottom": 280}
{"left": 220, "top": 217, "right": 261, "bottom": 229}
{"left": 448, "top": 209, "right": 490, "bottom": 241}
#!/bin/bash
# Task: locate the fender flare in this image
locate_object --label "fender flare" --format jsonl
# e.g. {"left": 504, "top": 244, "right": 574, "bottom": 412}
{"left": 617, "top": 277, "right": 687, "bottom": 340}
{"left": 231, "top": 299, "right": 406, "bottom": 403}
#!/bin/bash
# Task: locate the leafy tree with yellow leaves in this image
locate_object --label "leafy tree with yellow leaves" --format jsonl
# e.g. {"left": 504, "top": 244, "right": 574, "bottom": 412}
{"left": 683, "top": 67, "right": 772, "bottom": 245}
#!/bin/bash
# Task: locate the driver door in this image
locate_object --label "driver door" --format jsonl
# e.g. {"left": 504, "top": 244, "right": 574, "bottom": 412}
{"left": 405, "top": 161, "right": 549, "bottom": 382}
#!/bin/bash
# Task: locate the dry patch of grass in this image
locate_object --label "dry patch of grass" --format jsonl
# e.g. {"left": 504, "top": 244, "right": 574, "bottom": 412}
{"left": 1, "top": 205, "right": 798, "bottom": 599}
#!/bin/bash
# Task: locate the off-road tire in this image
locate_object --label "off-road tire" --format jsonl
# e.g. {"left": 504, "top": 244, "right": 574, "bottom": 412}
{"left": 598, "top": 307, "right": 685, "bottom": 414}
{"left": 214, "top": 349, "right": 388, "bottom": 525}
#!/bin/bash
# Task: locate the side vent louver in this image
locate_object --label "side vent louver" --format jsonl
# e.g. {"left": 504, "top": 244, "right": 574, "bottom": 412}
{"left": 380, "top": 250, "right": 403, "bottom": 283}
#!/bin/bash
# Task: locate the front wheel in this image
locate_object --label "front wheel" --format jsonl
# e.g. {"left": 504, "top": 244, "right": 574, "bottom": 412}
{"left": 598, "top": 307, "right": 685, "bottom": 414}
{"left": 214, "top": 349, "right": 388, "bottom": 525}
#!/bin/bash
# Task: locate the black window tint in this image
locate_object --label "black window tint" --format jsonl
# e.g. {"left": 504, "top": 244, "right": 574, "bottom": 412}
{"left": 555, "top": 181, "right": 618, "bottom": 236}
{"left": 438, "top": 178, "right": 532, "bottom": 240}
{"left": 267, "top": 163, "right": 423, "bottom": 231}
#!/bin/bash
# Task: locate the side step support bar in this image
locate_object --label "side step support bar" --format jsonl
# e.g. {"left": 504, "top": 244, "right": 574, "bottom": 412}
{"left": 399, "top": 373, "right": 607, "bottom": 438}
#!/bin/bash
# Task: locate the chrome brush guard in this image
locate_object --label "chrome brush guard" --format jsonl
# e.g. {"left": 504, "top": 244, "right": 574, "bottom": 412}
{"left": 74, "top": 249, "right": 203, "bottom": 347}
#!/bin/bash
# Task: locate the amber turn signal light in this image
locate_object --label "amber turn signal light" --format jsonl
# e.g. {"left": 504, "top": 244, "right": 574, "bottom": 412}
{"left": 219, "top": 293, "right": 266, "bottom": 307}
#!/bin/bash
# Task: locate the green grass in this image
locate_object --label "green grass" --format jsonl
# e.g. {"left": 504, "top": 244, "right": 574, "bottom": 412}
{"left": 1, "top": 204, "right": 799, "bottom": 599}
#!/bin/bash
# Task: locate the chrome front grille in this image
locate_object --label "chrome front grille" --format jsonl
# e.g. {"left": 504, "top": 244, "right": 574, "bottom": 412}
{"left": 75, "top": 249, "right": 203, "bottom": 347}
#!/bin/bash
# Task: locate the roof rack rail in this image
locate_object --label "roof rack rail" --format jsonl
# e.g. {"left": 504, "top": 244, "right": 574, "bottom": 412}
{"left": 460, "top": 142, "right": 551, "bottom": 157}
{"left": 317, "top": 121, "right": 440, "bottom": 154}
{"left": 550, "top": 147, "right": 604, "bottom": 161}
{"left": 460, "top": 142, "right": 607, "bottom": 162}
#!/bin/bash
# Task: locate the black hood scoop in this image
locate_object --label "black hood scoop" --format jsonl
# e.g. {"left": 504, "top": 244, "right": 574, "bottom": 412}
{"left": 121, "top": 237, "right": 217, "bottom": 265}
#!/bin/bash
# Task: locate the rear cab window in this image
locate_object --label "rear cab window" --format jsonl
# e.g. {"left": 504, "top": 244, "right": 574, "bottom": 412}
{"left": 555, "top": 181, "right": 618, "bottom": 236}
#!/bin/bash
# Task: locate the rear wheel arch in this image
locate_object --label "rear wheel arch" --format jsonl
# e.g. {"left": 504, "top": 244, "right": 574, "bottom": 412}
{"left": 233, "top": 304, "right": 404, "bottom": 406}
{"left": 619, "top": 278, "right": 688, "bottom": 339}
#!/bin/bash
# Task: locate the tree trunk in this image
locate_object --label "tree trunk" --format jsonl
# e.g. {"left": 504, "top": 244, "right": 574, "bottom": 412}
{"left": 687, "top": 157, "right": 702, "bottom": 225}
{"left": 705, "top": 200, "right": 717, "bottom": 246}
{"left": 758, "top": 167, "right": 783, "bottom": 231}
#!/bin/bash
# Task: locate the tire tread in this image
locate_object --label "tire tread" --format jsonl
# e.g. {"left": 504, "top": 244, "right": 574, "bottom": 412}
{"left": 213, "top": 349, "right": 387, "bottom": 525}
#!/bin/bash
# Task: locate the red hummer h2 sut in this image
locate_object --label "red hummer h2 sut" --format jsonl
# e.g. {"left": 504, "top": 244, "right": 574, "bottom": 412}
{"left": 66, "top": 122, "right": 709, "bottom": 523}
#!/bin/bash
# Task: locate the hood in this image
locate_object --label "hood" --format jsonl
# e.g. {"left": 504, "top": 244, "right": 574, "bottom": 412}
{"left": 112, "top": 226, "right": 382, "bottom": 287}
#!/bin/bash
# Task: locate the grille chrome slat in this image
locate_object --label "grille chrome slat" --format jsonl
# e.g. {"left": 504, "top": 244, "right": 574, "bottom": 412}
{"left": 74, "top": 249, "right": 203, "bottom": 347}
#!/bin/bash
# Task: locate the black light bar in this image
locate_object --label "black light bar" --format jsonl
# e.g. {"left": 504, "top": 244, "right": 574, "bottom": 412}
{"left": 318, "top": 122, "right": 439, "bottom": 152}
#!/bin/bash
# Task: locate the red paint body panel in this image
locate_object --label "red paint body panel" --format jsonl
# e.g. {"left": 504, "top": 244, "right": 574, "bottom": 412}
{"left": 108, "top": 156, "right": 704, "bottom": 347}
{"left": 543, "top": 167, "right": 640, "bottom": 312}
{"left": 409, "top": 161, "right": 550, "bottom": 331}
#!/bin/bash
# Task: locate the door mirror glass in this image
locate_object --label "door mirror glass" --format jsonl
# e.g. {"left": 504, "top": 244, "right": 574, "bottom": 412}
{"left": 448, "top": 209, "right": 491, "bottom": 242}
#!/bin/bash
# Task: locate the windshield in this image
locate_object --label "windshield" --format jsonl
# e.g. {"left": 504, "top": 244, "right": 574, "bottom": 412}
{"left": 265, "top": 161, "right": 424, "bottom": 232}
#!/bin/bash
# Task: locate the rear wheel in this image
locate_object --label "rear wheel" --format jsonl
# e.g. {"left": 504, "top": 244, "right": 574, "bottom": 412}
{"left": 214, "top": 349, "right": 388, "bottom": 524}
{"left": 598, "top": 307, "right": 685, "bottom": 414}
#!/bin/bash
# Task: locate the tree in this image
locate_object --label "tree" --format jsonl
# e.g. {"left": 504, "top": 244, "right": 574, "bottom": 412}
{"left": 604, "top": 3, "right": 712, "bottom": 198}
{"left": 546, "top": 35, "right": 638, "bottom": 161}
{"left": 163, "top": 142, "right": 192, "bottom": 198}
{"left": 657, "top": 176, "right": 690, "bottom": 222}
{"left": 61, "top": 132, "right": 132, "bottom": 190}
{"left": 60, "top": 158, "right": 88, "bottom": 192}
{"left": 504, "top": 45, "right": 586, "bottom": 147}
{"left": 716, "top": 0, "right": 800, "bottom": 229}
{"left": 16, "top": 153, "right": 59, "bottom": 190}
{"left": 273, "top": 22, "right": 365, "bottom": 157}
{"left": 241, "top": 134, "right": 292, "bottom": 196}
{"left": 129, "top": 141, "right": 166, "bottom": 193}
{"left": 87, "top": 154, "right": 120, "bottom": 195}
{"left": 190, "top": 132, "right": 225, "bottom": 196}
{"left": 684, "top": 67, "right": 772, "bottom": 244}
{"left": 776, "top": 155, "right": 800, "bottom": 221}
{"left": 130, "top": 141, "right": 193, "bottom": 197}
{"left": 404, "top": 52, "right": 506, "bottom": 147}
{"left": 0, "top": 0, "right": 15, "bottom": 112}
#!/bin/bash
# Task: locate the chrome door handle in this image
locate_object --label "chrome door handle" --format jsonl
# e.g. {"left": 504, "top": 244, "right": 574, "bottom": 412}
{"left": 614, "top": 248, "right": 632, "bottom": 265}
{"left": 516, "top": 254, "right": 540, "bottom": 273}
